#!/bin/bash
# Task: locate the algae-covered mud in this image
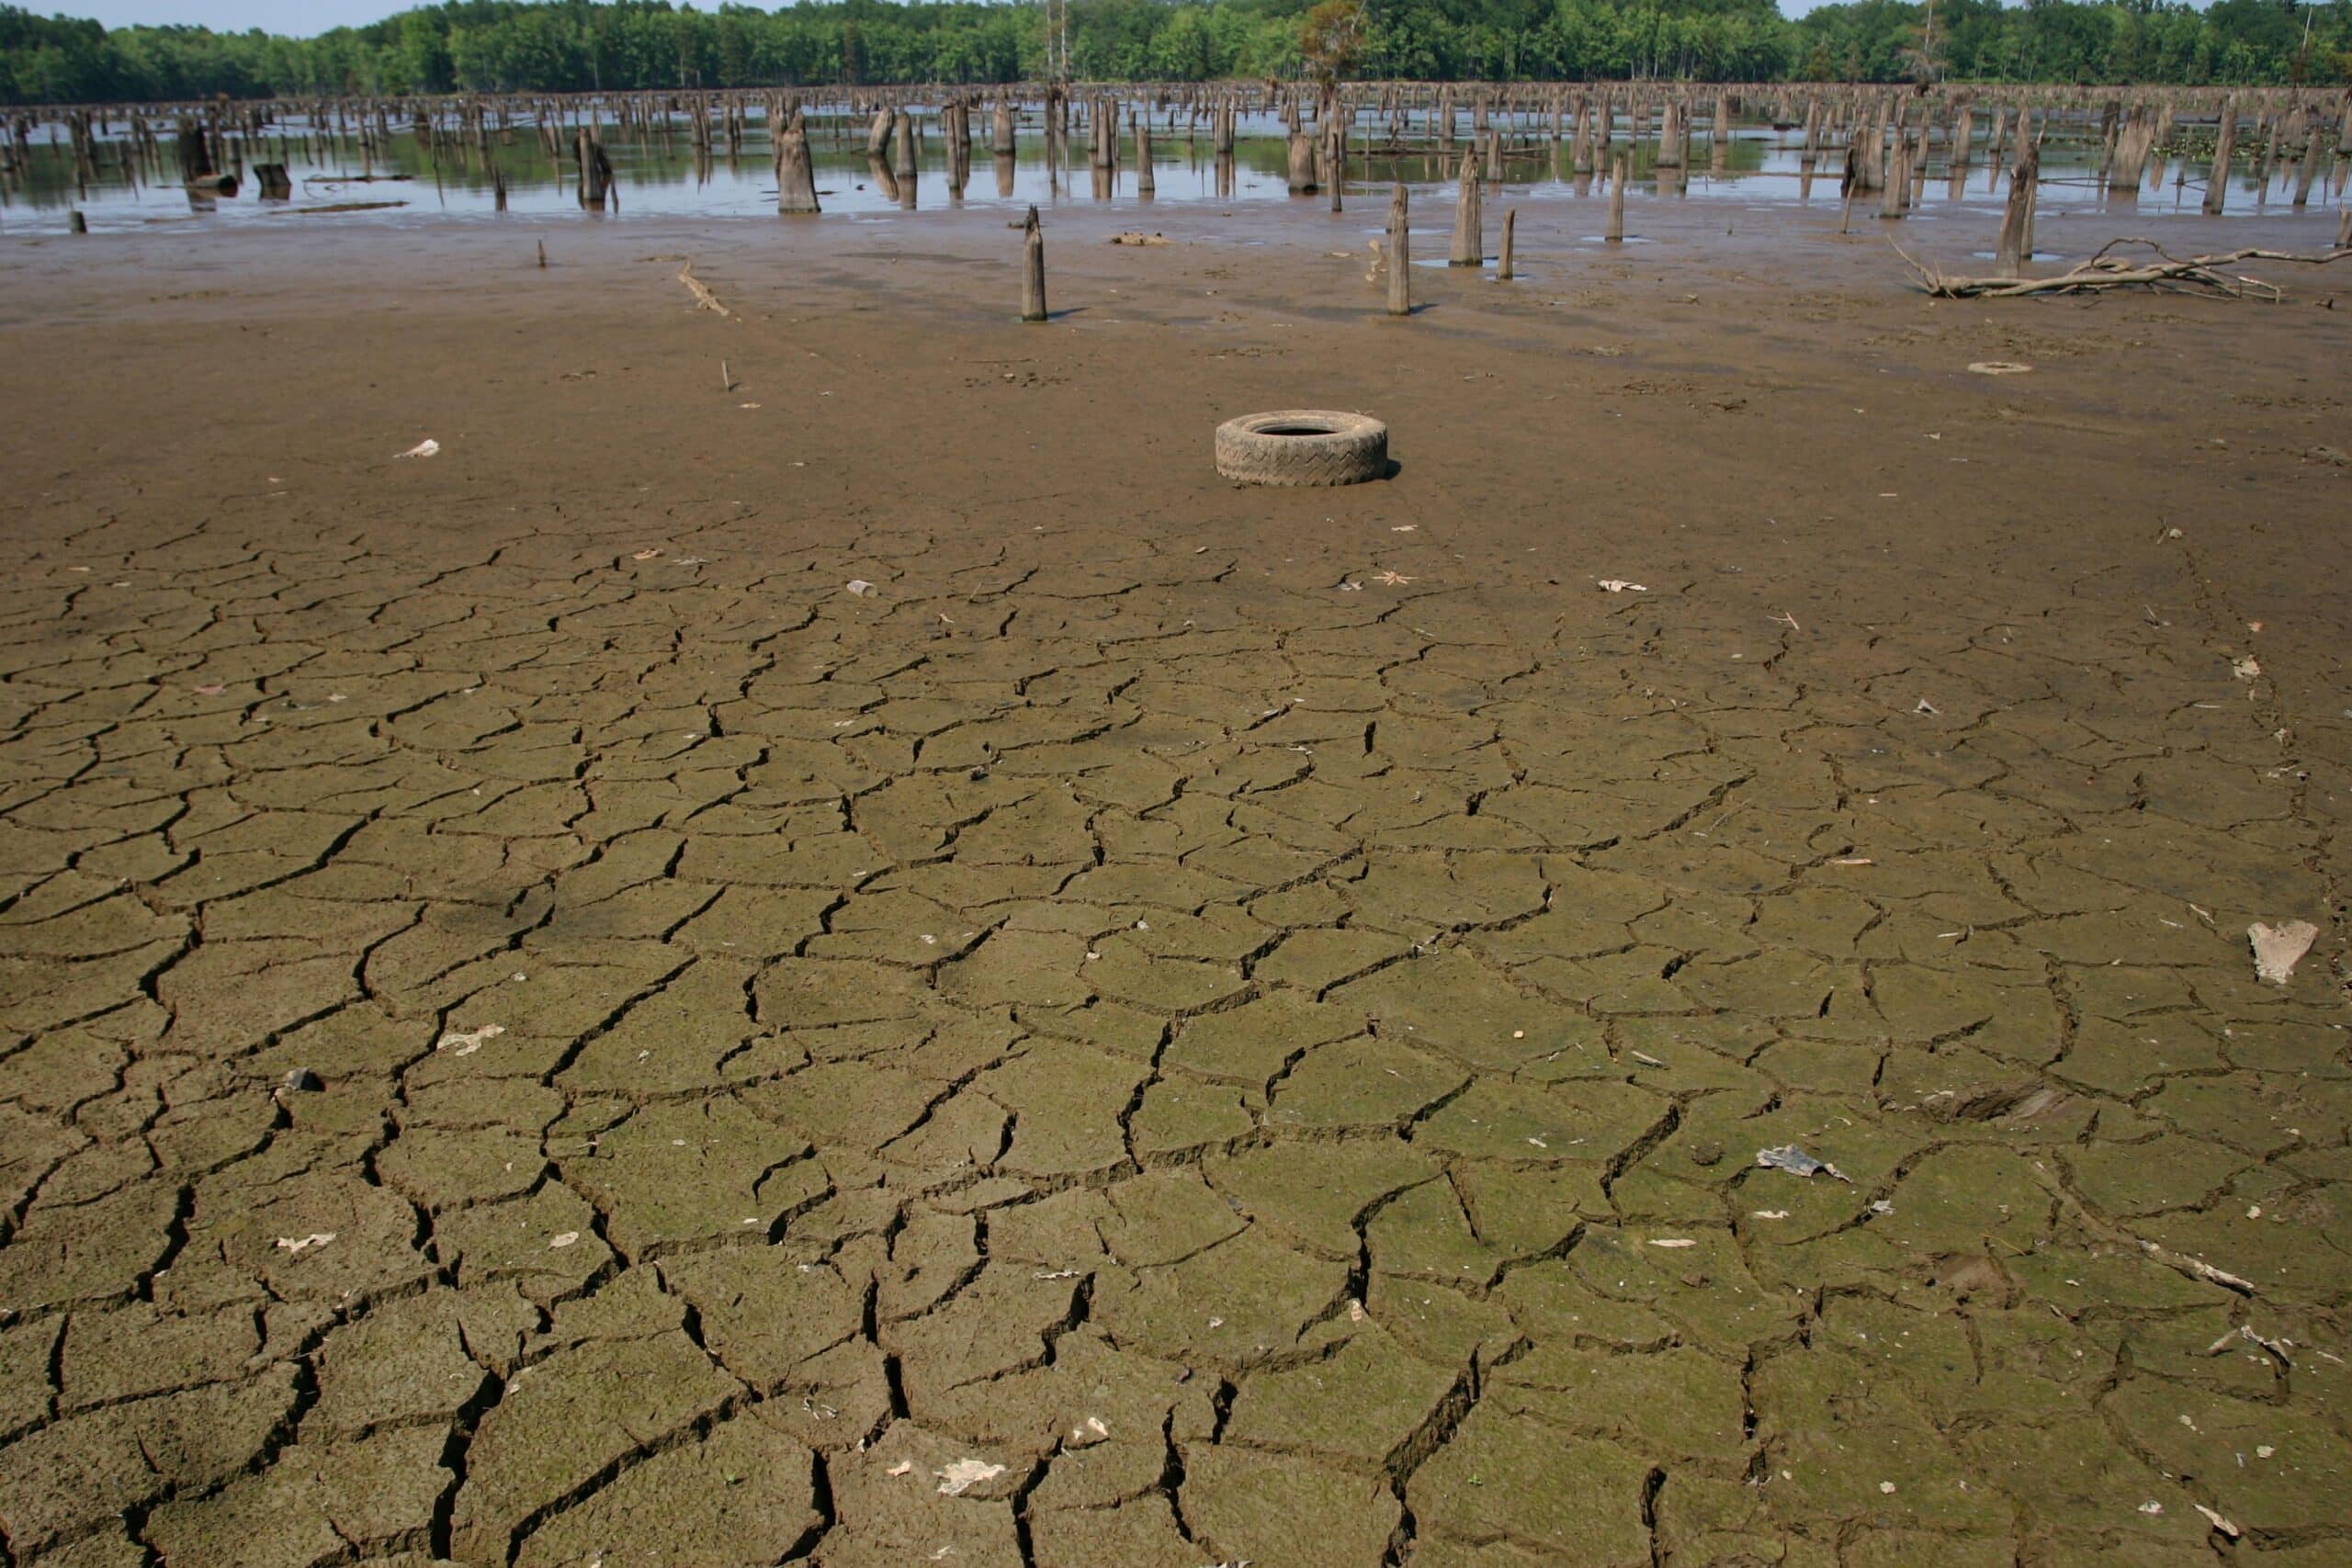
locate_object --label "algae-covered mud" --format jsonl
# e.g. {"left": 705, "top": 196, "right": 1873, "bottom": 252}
{"left": 0, "top": 196, "right": 2347, "bottom": 1565}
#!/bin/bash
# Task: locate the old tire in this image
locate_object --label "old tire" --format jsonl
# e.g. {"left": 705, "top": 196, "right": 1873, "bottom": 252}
{"left": 1215, "top": 411, "right": 1387, "bottom": 487}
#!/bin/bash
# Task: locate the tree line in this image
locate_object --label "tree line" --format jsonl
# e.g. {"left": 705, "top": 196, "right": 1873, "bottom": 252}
{"left": 1, "top": 0, "right": 2346, "bottom": 105}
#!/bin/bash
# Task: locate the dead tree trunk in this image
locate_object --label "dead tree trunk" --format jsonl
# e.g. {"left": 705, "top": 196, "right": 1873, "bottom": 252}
{"left": 777, "top": 118, "right": 819, "bottom": 214}
{"left": 2204, "top": 96, "right": 2235, "bottom": 216}
{"left": 1021, "top": 206, "right": 1046, "bottom": 322}
{"left": 1449, "top": 149, "right": 1481, "bottom": 265}
{"left": 1385, "top": 184, "right": 1411, "bottom": 316}
{"left": 1996, "top": 140, "right": 2040, "bottom": 276}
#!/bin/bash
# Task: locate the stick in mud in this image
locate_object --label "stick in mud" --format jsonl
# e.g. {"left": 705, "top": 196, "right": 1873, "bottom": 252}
{"left": 1021, "top": 205, "right": 1046, "bottom": 322}
{"left": 1386, "top": 183, "right": 1411, "bottom": 316}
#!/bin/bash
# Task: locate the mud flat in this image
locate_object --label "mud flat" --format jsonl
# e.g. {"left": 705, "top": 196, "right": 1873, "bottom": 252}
{"left": 0, "top": 194, "right": 2348, "bottom": 1565}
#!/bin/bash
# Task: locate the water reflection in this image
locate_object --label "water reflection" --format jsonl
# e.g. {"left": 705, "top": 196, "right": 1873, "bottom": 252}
{"left": 0, "top": 105, "right": 2334, "bottom": 238}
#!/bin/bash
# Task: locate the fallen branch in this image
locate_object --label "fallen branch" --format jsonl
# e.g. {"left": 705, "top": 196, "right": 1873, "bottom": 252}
{"left": 1898, "top": 236, "right": 2350, "bottom": 300}
{"left": 677, "top": 260, "right": 736, "bottom": 320}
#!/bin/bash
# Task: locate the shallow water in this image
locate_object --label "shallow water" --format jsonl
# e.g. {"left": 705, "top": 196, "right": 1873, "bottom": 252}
{"left": 3, "top": 106, "right": 2342, "bottom": 238}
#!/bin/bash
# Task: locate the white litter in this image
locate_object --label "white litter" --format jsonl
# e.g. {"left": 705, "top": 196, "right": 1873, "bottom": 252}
{"left": 435, "top": 1022, "right": 505, "bottom": 1056}
{"left": 395, "top": 439, "right": 441, "bottom": 458}
{"left": 275, "top": 1233, "right": 336, "bottom": 1255}
{"left": 549, "top": 1231, "right": 580, "bottom": 1249}
{"left": 935, "top": 1459, "right": 1006, "bottom": 1496}
{"left": 2193, "top": 1504, "right": 2241, "bottom": 1538}
{"left": 2233, "top": 655, "right": 2261, "bottom": 681}
{"left": 1967, "top": 361, "right": 2032, "bottom": 375}
{"left": 1648, "top": 1237, "right": 1698, "bottom": 1248}
{"left": 1757, "top": 1145, "right": 1850, "bottom": 1182}
{"left": 846, "top": 580, "right": 875, "bottom": 597}
{"left": 2249, "top": 920, "right": 2318, "bottom": 986}
{"left": 1596, "top": 580, "right": 1648, "bottom": 593}
{"left": 887, "top": 1460, "right": 914, "bottom": 1477}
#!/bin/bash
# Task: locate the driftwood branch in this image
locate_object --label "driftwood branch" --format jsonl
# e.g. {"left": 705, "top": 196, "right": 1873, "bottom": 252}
{"left": 677, "top": 260, "right": 736, "bottom": 320}
{"left": 1899, "top": 236, "right": 2350, "bottom": 301}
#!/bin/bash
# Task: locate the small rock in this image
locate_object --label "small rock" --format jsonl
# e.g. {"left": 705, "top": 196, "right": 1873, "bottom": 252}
{"left": 1689, "top": 1141, "right": 1724, "bottom": 1168}
{"left": 280, "top": 1067, "right": 322, "bottom": 1093}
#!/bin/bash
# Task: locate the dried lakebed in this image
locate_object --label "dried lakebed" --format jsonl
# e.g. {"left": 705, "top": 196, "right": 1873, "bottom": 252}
{"left": 0, "top": 210, "right": 2348, "bottom": 1565}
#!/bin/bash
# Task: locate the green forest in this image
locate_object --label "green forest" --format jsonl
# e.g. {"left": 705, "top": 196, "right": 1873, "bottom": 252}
{"left": 2, "top": 0, "right": 2347, "bottom": 103}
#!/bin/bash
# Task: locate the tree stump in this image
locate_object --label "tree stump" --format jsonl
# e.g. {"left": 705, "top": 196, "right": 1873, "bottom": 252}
{"left": 1021, "top": 206, "right": 1046, "bottom": 323}
{"left": 1449, "top": 150, "right": 1481, "bottom": 265}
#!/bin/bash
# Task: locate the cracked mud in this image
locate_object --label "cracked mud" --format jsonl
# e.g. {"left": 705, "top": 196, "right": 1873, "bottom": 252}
{"left": 0, "top": 208, "right": 2348, "bottom": 1565}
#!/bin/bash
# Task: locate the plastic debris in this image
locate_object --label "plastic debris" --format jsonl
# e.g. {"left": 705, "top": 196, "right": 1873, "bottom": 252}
{"left": 1648, "top": 1238, "right": 1698, "bottom": 1248}
{"left": 395, "top": 439, "right": 440, "bottom": 458}
{"left": 2249, "top": 920, "right": 2318, "bottom": 986}
{"left": 887, "top": 1460, "right": 913, "bottom": 1476}
{"left": 275, "top": 1232, "right": 335, "bottom": 1255}
{"left": 1596, "top": 580, "right": 1648, "bottom": 592}
{"left": 1067, "top": 1416, "right": 1110, "bottom": 1446}
{"left": 192, "top": 683, "right": 226, "bottom": 696}
{"left": 435, "top": 1022, "right": 505, "bottom": 1057}
{"left": 1752, "top": 1210, "right": 1791, "bottom": 1220}
{"left": 1967, "top": 361, "right": 2032, "bottom": 375}
{"left": 1757, "top": 1145, "right": 1850, "bottom": 1182}
{"left": 279, "top": 1068, "right": 322, "bottom": 1093}
{"left": 549, "top": 1231, "right": 581, "bottom": 1249}
{"left": 846, "top": 580, "right": 875, "bottom": 597}
{"left": 934, "top": 1459, "right": 1006, "bottom": 1496}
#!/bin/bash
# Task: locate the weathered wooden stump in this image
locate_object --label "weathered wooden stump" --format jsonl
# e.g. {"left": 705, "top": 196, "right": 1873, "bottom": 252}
{"left": 1385, "top": 183, "right": 1411, "bottom": 316}
{"left": 1021, "top": 205, "right": 1046, "bottom": 322}
{"left": 777, "top": 118, "right": 819, "bottom": 214}
{"left": 1996, "top": 141, "right": 2040, "bottom": 276}
{"left": 1449, "top": 150, "right": 1481, "bottom": 265}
